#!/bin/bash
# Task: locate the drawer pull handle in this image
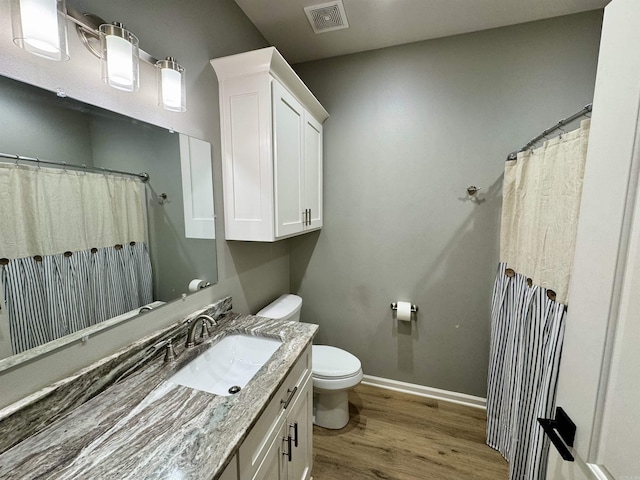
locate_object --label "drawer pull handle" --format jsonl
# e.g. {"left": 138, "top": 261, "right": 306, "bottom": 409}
{"left": 283, "top": 435, "right": 292, "bottom": 462}
{"left": 281, "top": 386, "right": 298, "bottom": 409}
{"left": 290, "top": 421, "right": 299, "bottom": 447}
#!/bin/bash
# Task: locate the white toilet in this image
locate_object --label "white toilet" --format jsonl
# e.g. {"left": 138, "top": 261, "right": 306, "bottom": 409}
{"left": 257, "top": 294, "right": 363, "bottom": 429}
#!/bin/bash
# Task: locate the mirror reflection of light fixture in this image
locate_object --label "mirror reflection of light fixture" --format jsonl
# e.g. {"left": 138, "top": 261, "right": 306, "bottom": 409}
{"left": 156, "top": 57, "right": 186, "bottom": 112}
{"left": 99, "top": 22, "right": 139, "bottom": 92}
{"left": 10, "top": 0, "right": 69, "bottom": 61}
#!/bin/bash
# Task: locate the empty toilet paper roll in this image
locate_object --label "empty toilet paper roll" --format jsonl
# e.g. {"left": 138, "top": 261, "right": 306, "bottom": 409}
{"left": 188, "top": 279, "right": 208, "bottom": 293}
{"left": 396, "top": 301, "right": 412, "bottom": 321}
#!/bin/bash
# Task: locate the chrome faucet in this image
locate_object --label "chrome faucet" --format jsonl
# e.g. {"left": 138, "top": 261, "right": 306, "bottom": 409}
{"left": 139, "top": 305, "right": 153, "bottom": 313}
{"left": 186, "top": 314, "right": 218, "bottom": 348}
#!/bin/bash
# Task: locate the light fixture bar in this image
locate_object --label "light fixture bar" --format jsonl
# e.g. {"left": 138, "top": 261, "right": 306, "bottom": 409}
{"left": 34, "top": 5, "right": 187, "bottom": 111}
{"left": 65, "top": 6, "right": 158, "bottom": 65}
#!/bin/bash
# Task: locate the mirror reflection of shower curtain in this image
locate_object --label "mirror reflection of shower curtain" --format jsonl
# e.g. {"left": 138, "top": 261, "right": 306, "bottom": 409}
{"left": 487, "top": 120, "right": 590, "bottom": 480}
{"left": 0, "top": 164, "right": 152, "bottom": 354}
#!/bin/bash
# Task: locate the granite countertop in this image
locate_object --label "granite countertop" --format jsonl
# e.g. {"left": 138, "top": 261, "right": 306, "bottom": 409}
{"left": 0, "top": 311, "right": 318, "bottom": 480}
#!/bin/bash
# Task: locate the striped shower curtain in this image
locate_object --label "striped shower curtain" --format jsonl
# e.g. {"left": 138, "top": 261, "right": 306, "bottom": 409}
{"left": 487, "top": 120, "right": 590, "bottom": 479}
{"left": 0, "top": 163, "right": 152, "bottom": 354}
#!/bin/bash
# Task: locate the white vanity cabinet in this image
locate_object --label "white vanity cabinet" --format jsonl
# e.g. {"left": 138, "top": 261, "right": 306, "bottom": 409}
{"left": 210, "top": 47, "right": 328, "bottom": 242}
{"left": 219, "top": 455, "right": 239, "bottom": 480}
{"left": 238, "top": 345, "right": 313, "bottom": 480}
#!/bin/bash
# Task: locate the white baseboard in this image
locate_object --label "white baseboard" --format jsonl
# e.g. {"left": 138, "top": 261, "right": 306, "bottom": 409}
{"left": 361, "top": 374, "right": 487, "bottom": 410}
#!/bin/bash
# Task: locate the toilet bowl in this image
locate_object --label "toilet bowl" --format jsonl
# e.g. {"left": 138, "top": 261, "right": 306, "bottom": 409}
{"left": 256, "top": 294, "right": 363, "bottom": 429}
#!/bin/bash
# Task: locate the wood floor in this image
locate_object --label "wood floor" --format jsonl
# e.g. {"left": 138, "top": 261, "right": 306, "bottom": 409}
{"left": 311, "top": 384, "right": 507, "bottom": 480}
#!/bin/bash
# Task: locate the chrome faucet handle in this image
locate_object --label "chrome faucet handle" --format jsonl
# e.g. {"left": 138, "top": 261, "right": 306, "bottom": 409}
{"left": 201, "top": 320, "right": 211, "bottom": 340}
{"left": 164, "top": 339, "right": 176, "bottom": 363}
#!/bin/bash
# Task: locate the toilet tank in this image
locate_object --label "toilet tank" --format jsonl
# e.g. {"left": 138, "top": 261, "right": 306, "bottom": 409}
{"left": 257, "top": 294, "right": 302, "bottom": 322}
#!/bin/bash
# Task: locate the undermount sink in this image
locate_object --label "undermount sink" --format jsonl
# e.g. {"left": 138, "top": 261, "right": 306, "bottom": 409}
{"left": 168, "top": 334, "right": 282, "bottom": 396}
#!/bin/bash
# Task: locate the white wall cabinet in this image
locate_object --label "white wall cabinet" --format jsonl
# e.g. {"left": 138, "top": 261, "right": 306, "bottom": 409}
{"left": 238, "top": 345, "right": 313, "bottom": 480}
{"left": 211, "top": 47, "right": 328, "bottom": 242}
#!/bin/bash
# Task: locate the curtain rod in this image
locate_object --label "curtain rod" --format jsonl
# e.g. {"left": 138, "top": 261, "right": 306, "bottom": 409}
{"left": 506, "top": 103, "right": 593, "bottom": 161}
{"left": 0, "top": 152, "right": 150, "bottom": 182}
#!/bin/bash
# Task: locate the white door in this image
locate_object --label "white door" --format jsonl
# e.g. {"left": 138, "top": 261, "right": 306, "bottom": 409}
{"left": 252, "top": 421, "right": 288, "bottom": 480}
{"left": 286, "top": 375, "right": 313, "bottom": 480}
{"left": 273, "top": 80, "right": 305, "bottom": 238}
{"left": 220, "top": 73, "right": 274, "bottom": 241}
{"left": 303, "top": 112, "right": 323, "bottom": 231}
{"left": 546, "top": 0, "right": 640, "bottom": 478}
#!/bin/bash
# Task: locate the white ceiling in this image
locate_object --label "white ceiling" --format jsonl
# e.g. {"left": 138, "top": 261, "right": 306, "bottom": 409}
{"left": 233, "top": 0, "right": 609, "bottom": 64}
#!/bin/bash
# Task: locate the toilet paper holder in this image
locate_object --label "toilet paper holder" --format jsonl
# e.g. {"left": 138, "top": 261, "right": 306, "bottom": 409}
{"left": 390, "top": 302, "right": 419, "bottom": 313}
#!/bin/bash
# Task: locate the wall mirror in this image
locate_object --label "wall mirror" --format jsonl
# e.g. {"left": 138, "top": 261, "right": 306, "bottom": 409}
{"left": 0, "top": 73, "right": 218, "bottom": 367}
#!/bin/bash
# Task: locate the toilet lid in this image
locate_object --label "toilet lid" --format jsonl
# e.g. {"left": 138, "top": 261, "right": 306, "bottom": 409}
{"left": 312, "top": 345, "right": 361, "bottom": 379}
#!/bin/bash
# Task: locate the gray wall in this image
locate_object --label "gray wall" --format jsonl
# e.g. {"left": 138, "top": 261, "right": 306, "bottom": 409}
{"left": 291, "top": 11, "right": 603, "bottom": 397}
{"left": 0, "top": 0, "right": 290, "bottom": 408}
{"left": 0, "top": 75, "right": 94, "bottom": 163}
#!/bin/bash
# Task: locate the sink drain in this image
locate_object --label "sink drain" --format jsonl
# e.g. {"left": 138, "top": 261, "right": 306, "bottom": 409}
{"left": 228, "top": 385, "right": 241, "bottom": 394}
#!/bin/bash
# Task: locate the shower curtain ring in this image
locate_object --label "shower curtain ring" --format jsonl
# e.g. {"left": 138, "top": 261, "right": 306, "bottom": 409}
{"left": 14, "top": 155, "right": 20, "bottom": 167}
{"left": 557, "top": 122, "right": 566, "bottom": 139}
{"left": 36, "top": 157, "right": 41, "bottom": 169}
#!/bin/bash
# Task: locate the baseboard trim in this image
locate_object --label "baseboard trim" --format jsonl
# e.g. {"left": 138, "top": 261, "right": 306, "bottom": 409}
{"left": 361, "top": 374, "right": 487, "bottom": 410}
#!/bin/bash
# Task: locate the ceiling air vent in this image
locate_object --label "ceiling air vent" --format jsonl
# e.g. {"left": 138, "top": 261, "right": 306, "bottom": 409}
{"left": 304, "top": 1, "right": 349, "bottom": 34}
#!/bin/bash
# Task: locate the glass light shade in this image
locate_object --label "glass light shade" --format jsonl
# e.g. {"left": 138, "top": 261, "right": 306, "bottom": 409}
{"left": 156, "top": 57, "right": 186, "bottom": 112}
{"left": 10, "top": 0, "right": 69, "bottom": 61}
{"left": 99, "top": 23, "right": 139, "bottom": 92}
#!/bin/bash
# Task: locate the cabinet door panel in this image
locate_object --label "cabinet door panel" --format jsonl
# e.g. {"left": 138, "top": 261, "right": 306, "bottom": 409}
{"left": 286, "top": 375, "right": 313, "bottom": 480}
{"left": 252, "top": 421, "right": 287, "bottom": 480}
{"left": 304, "top": 113, "right": 322, "bottom": 230}
{"left": 222, "top": 74, "right": 274, "bottom": 241}
{"left": 273, "top": 80, "right": 304, "bottom": 238}
{"left": 220, "top": 454, "right": 239, "bottom": 480}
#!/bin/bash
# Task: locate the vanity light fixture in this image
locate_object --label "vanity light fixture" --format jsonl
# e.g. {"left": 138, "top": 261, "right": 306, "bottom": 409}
{"left": 156, "top": 57, "right": 186, "bottom": 112}
{"left": 99, "top": 22, "right": 139, "bottom": 92}
{"left": 9, "top": 1, "right": 186, "bottom": 111}
{"left": 10, "top": 0, "right": 69, "bottom": 61}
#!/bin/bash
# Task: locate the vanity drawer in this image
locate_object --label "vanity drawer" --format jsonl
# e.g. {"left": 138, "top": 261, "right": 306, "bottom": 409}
{"left": 238, "top": 345, "right": 311, "bottom": 480}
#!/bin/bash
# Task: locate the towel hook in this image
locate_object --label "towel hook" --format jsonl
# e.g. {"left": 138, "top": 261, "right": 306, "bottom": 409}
{"left": 467, "top": 186, "right": 481, "bottom": 196}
